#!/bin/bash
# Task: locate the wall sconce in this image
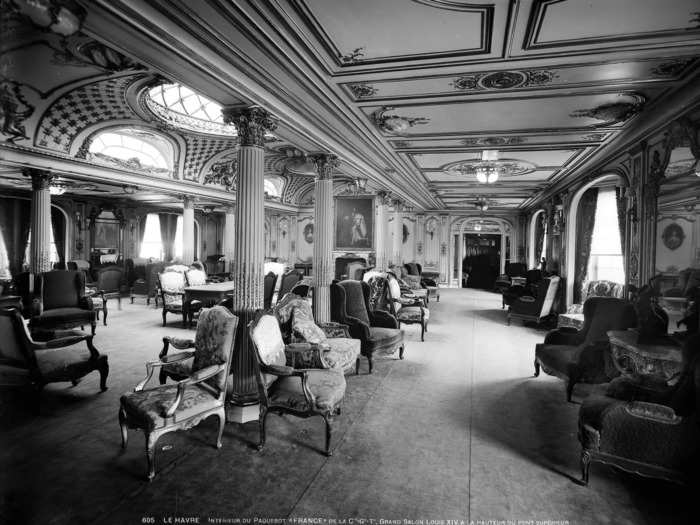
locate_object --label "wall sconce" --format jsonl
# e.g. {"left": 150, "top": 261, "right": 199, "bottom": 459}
{"left": 75, "top": 210, "right": 83, "bottom": 231}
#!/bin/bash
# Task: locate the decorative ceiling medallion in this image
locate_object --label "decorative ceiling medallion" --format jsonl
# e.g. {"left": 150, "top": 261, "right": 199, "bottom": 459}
{"left": 339, "top": 47, "right": 365, "bottom": 64}
{"left": 650, "top": 58, "right": 696, "bottom": 77}
{"left": 451, "top": 69, "right": 557, "bottom": 91}
{"left": 461, "top": 136, "right": 525, "bottom": 146}
{"left": 570, "top": 93, "right": 646, "bottom": 126}
{"left": 0, "top": 80, "right": 34, "bottom": 143}
{"left": 203, "top": 159, "right": 238, "bottom": 192}
{"left": 347, "top": 83, "right": 378, "bottom": 99}
{"left": 370, "top": 106, "right": 429, "bottom": 135}
{"left": 443, "top": 158, "right": 536, "bottom": 178}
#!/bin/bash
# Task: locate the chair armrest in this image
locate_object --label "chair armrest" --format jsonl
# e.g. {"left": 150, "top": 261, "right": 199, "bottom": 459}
{"left": 164, "top": 364, "right": 225, "bottom": 417}
{"left": 43, "top": 333, "right": 91, "bottom": 349}
{"left": 160, "top": 350, "right": 196, "bottom": 364}
{"left": 160, "top": 336, "right": 196, "bottom": 358}
{"left": 625, "top": 401, "right": 681, "bottom": 423}
{"left": 575, "top": 341, "right": 617, "bottom": 382}
{"left": 135, "top": 354, "right": 192, "bottom": 391}
{"left": 316, "top": 321, "right": 351, "bottom": 338}
{"left": 340, "top": 315, "right": 371, "bottom": 341}
{"left": 421, "top": 278, "right": 438, "bottom": 287}
{"left": 397, "top": 296, "right": 424, "bottom": 307}
{"left": 78, "top": 295, "right": 95, "bottom": 310}
{"left": 370, "top": 309, "right": 399, "bottom": 329}
{"left": 260, "top": 362, "right": 300, "bottom": 377}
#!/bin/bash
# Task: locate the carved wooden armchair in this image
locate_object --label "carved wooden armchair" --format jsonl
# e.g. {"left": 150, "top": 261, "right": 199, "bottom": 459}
{"left": 384, "top": 273, "right": 429, "bottom": 342}
{"left": 119, "top": 306, "right": 238, "bottom": 480}
{"left": 0, "top": 307, "right": 108, "bottom": 408}
{"left": 29, "top": 270, "right": 97, "bottom": 337}
{"left": 91, "top": 265, "right": 123, "bottom": 325}
{"left": 249, "top": 311, "right": 346, "bottom": 456}
{"left": 157, "top": 270, "right": 188, "bottom": 327}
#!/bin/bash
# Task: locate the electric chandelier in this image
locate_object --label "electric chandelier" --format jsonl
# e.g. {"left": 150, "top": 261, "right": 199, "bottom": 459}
{"left": 474, "top": 150, "right": 501, "bottom": 184}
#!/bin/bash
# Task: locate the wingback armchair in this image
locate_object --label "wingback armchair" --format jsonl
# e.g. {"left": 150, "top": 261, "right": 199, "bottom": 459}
{"left": 507, "top": 275, "right": 560, "bottom": 326}
{"left": 249, "top": 311, "right": 346, "bottom": 456}
{"left": 558, "top": 279, "right": 624, "bottom": 329}
{"left": 130, "top": 261, "right": 164, "bottom": 305}
{"left": 29, "top": 270, "right": 97, "bottom": 337}
{"left": 92, "top": 265, "right": 123, "bottom": 325}
{"left": 330, "top": 279, "right": 404, "bottom": 373}
{"left": 119, "top": 306, "right": 238, "bottom": 480}
{"left": 0, "top": 307, "right": 108, "bottom": 407}
{"left": 534, "top": 297, "right": 637, "bottom": 401}
{"left": 578, "top": 334, "right": 700, "bottom": 485}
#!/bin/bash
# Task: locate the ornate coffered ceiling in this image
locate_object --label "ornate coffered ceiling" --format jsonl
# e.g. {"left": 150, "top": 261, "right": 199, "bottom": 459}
{"left": 2, "top": 0, "right": 700, "bottom": 214}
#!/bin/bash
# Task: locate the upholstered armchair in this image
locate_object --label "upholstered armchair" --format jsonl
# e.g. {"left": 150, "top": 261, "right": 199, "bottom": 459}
{"left": 278, "top": 269, "right": 303, "bottom": 301}
{"left": 91, "top": 265, "right": 123, "bottom": 325}
{"left": 0, "top": 307, "right": 108, "bottom": 407}
{"left": 29, "top": 270, "right": 97, "bottom": 337}
{"left": 273, "top": 292, "right": 361, "bottom": 374}
{"left": 157, "top": 270, "right": 187, "bottom": 327}
{"left": 421, "top": 269, "right": 441, "bottom": 303}
{"left": 578, "top": 334, "right": 700, "bottom": 485}
{"left": 330, "top": 279, "right": 404, "bottom": 373}
{"left": 534, "top": 297, "right": 637, "bottom": 401}
{"left": 375, "top": 272, "right": 429, "bottom": 342}
{"left": 558, "top": 279, "right": 624, "bottom": 330}
{"left": 494, "top": 262, "right": 528, "bottom": 294}
{"left": 119, "top": 306, "right": 238, "bottom": 480}
{"left": 502, "top": 268, "right": 542, "bottom": 309}
{"left": 130, "top": 261, "right": 164, "bottom": 306}
{"left": 249, "top": 311, "right": 346, "bottom": 456}
{"left": 507, "top": 275, "right": 560, "bottom": 326}
{"left": 183, "top": 267, "right": 207, "bottom": 325}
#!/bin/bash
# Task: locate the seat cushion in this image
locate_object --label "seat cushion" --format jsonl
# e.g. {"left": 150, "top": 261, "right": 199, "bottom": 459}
{"left": 366, "top": 326, "right": 403, "bottom": 355}
{"left": 324, "top": 337, "right": 361, "bottom": 373}
{"left": 34, "top": 345, "right": 97, "bottom": 382}
{"left": 268, "top": 368, "right": 345, "bottom": 412}
{"left": 34, "top": 307, "right": 94, "bottom": 323}
{"left": 535, "top": 344, "right": 579, "bottom": 379}
{"left": 396, "top": 306, "right": 429, "bottom": 323}
{"left": 120, "top": 384, "right": 220, "bottom": 431}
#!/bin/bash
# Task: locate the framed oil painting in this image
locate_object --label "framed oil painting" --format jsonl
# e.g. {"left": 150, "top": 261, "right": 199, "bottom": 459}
{"left": 93, "top": 219, "right": 120, "bottom": 249}
{"left": 335, "top": 196, "right": 373, "bottom": 250}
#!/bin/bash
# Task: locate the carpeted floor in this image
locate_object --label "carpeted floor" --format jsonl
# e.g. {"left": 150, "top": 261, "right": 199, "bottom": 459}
{"left": 1, "top": 288, "right": 695, "bottom": 524}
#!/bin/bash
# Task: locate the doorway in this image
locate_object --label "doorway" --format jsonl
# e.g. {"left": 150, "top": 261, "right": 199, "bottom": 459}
{"left": 462, "top": 233, "right": 501, "bottom": 289}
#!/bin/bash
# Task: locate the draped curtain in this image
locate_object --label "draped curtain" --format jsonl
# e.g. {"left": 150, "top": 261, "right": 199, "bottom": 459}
{"left": 51, "top": 207, "right": 66, "bottom": 266}
{"left": 534, "top": 212, "right": 546, "bottom": 268}
{"left": 137, "top": 213, "right": 148, "bottom": 255}
{"left": 614, "top": 186, "right": 626, "bottom": 258}
{"left": 574, "top": 187, "right": 598, "bottom": 303}
{"left": 0, "top": 199, "right": 31, "bottom": 276}
{"left": 158, "top": 213, "right": 178, "bottom": 261}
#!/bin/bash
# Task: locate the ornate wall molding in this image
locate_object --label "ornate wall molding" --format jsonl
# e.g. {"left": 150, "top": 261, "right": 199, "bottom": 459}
{"left": 451, "top": 69, "right": 557, "bottom": 91}
{"left": 370, "top": 106, "right": 429, "bottom": 135}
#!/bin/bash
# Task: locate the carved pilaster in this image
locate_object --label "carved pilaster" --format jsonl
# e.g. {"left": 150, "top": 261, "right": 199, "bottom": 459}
{"left": 312, "top": 154, "right": 338, "bottom": 322}
{"left": 182, "top": 195, "right": 195, "bottom": 264}
{"left": 390, "top": 199, "right": 402, "bottom": 266}
{"left": 23, "top": 169, "right": 54, "bottom": 273}
{"left": 374, "top": 194, "right": 387, "bottom": 270}
{"left": 222, "top": 106, "right": 277, "bottom": 147}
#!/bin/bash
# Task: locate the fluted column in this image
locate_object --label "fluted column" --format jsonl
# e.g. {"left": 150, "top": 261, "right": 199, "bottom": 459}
{"left": 311, "top": 154, "right": 338, "bottom": 322}
{"left": 223, "top": 206, "right": 235, "bottom": 274}
{"left": 374, "top": 192, "right": 387, "bottom": 270}
{"left": 223, "top": 106, "right": 277, "bottom": 420}
{"left": 25, "top": 169, "right": 54, "bottom": 274}
{"left": 391, "top": 199, "right": 403, "bottom": 267}
{"left": 182, "top": 196, "right": 195, "bottom": 264}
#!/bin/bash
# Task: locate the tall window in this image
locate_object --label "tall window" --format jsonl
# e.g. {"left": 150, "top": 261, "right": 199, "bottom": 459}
{"left": 139, "top": 214, "right": 163, "bottom": 259}
{"left": 587, "top": 187, "right": 625, "bottom": 283}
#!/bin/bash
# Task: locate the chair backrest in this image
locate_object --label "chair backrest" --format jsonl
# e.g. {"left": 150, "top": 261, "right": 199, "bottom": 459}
{"left": 332, "top": 280, "right": 370, "bottom": 326}
{"left": 158, "top": 271, "right": 186, "bottom": 293}
{"left": 96, "top": 265, "right": 123, "bottom": 292}
{"left": 366, "top": 274, "right": 391, "bottom": 312}
{"left": 506, "top": 262, "right": 527, "bottom": 278}
{"left": 582, "top": 280, "right": 624, "bottom": 303}
{"left": 0, "top": 307, "right": 35, "bottom": 369}
{"left": 345, "top": 261, "right": 366, "bottom": 280}
{"left": 164, "top": 264, "right": 189, "bottom": 274}
{"left": 536, "top": 276, "right": 560, "bottom": 318}
{"left": 39, "top": 271, "right": 84, "bottom": 310}
{"left": 263, "top": 271, "right": 278, "bottom": 309}
{"left": 581, "top": 296, "right": 637, "bottom": 345}
{"left": 526, "top": 269, "right": 542, "bottom": 285}
{"left": 278, "top": 270, "right": 303, "bottom": 298}
{"left": 67, "top": 260, "right": 90, "bottom": 272}
{"left": 403, "top": 262, "right": 422, "bottom": 276}
{"left": 185, "top": 268, "right": 207, "bottom": 287}
{"left": 249, "top": 312, "right": 287, "bottom": 388}
{"left": 191, "top": 306, "right": 238, "bottom": 393}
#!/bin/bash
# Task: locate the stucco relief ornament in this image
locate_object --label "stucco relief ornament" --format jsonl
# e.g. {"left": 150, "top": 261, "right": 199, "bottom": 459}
{"left": 204, "top": 159, "right": 239, "bottom": 192}
{"left": 570, "top": 93, "right": 646, "bottom": 126}
{"left": 0, "top": 80, "right": 34, "bottom": 143}
{"left": 370, "top": 106, "right": 429, "bottom": 135}
{"left": 222, "top": 107, "right": 277, "bottom": 147}
{"left": 348, "top": 83, "right": 378, "bottom": 99}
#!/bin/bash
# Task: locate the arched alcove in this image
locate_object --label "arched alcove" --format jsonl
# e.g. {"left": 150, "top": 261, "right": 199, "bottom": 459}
{"left": 528, "top": 209, "right": 545, "bottom": 269}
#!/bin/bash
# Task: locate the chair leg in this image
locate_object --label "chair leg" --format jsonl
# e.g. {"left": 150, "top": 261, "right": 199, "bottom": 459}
{"left": 162, "top": 310, "right": 167, "bottom": 327}
{"left": 355, "top": 357, "right": 360, "bottom": 375}
{"left": 580, "top": 450, "right": 591, "bottom": 486}
{"left": 215, "top": 408, "right": 225, "bottom": 449}
{"left": 257, "top": 409, "right": 268, "bottom": 451}
{"left": 506, "top": 314, "right": 511, "bottom": 326}
{"left": 420, "top": 322, "right": 425, "bottom": 342}
{"left": 146, "top": 431, "right": 158, "bottom": 481}
{"left": 119, "top": 407, "right": 128, "bottom": 449}
{"left": 566, "top": 378, "right": 575, "bottom": 402}
{"left": 367, "top": 354, "right": 373, "bottom": 373}
{"left": 533, "top": 359, "right": 540, "bottom": 377}
{"left": 158, "top": 369, "right": 168, "bottom": 385}
{"left": 102, "top": 306, "right": 108, "bottom": 326}
{"left": 117, "top": 296, "right": 122, "bottom": 311}
{"left": 323, "top": 413, "right": 333, "bottom": 457}
{"left": 399, "top": 345, "right": 404, "bottom": 360}
{"left": 97, "top": 356, "right": 109, "bottom": 392}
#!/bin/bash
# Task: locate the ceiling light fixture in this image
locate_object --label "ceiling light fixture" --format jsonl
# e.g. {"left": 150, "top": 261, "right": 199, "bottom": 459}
{"left": 474, "top": 150, "right": 501, "bottom": 184}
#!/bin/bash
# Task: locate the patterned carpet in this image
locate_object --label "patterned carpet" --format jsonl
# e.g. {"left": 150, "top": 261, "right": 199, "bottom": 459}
{"left": 1, "top": 289, "right": 694, "bottom": 524}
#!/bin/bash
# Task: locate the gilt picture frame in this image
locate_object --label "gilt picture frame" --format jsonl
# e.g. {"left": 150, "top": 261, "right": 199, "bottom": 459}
{"left": 335, "top": 196, "right": 374, "bottom": 250}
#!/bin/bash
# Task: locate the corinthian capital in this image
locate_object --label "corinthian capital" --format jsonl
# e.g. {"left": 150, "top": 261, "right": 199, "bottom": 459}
{"left": 310, "top": 153, "right": 340, "bottom": 180}
{"left": 22, "top": 168, "right": 54, "bottom": 190}
{"left": 222, "top": 106, "right": 278, "bottom": 147}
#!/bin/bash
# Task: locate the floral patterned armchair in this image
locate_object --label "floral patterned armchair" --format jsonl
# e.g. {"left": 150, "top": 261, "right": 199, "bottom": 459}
{"left": 273, "top": 293, "right": 361, "bottom": 374}
{"left": 157, "top": 270, "right": 198, "bottom": 327}
{"left": 370, "top": 272, "right": 429, "bottom": 342}
{"left": 119, "top": 306, "right": 238, "bottom": 480}
{"left": 558, "top": 280, "right": 624, "bottom": 330}
{"left": 249, "top": 311, "right": 346, "bottom": 456}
